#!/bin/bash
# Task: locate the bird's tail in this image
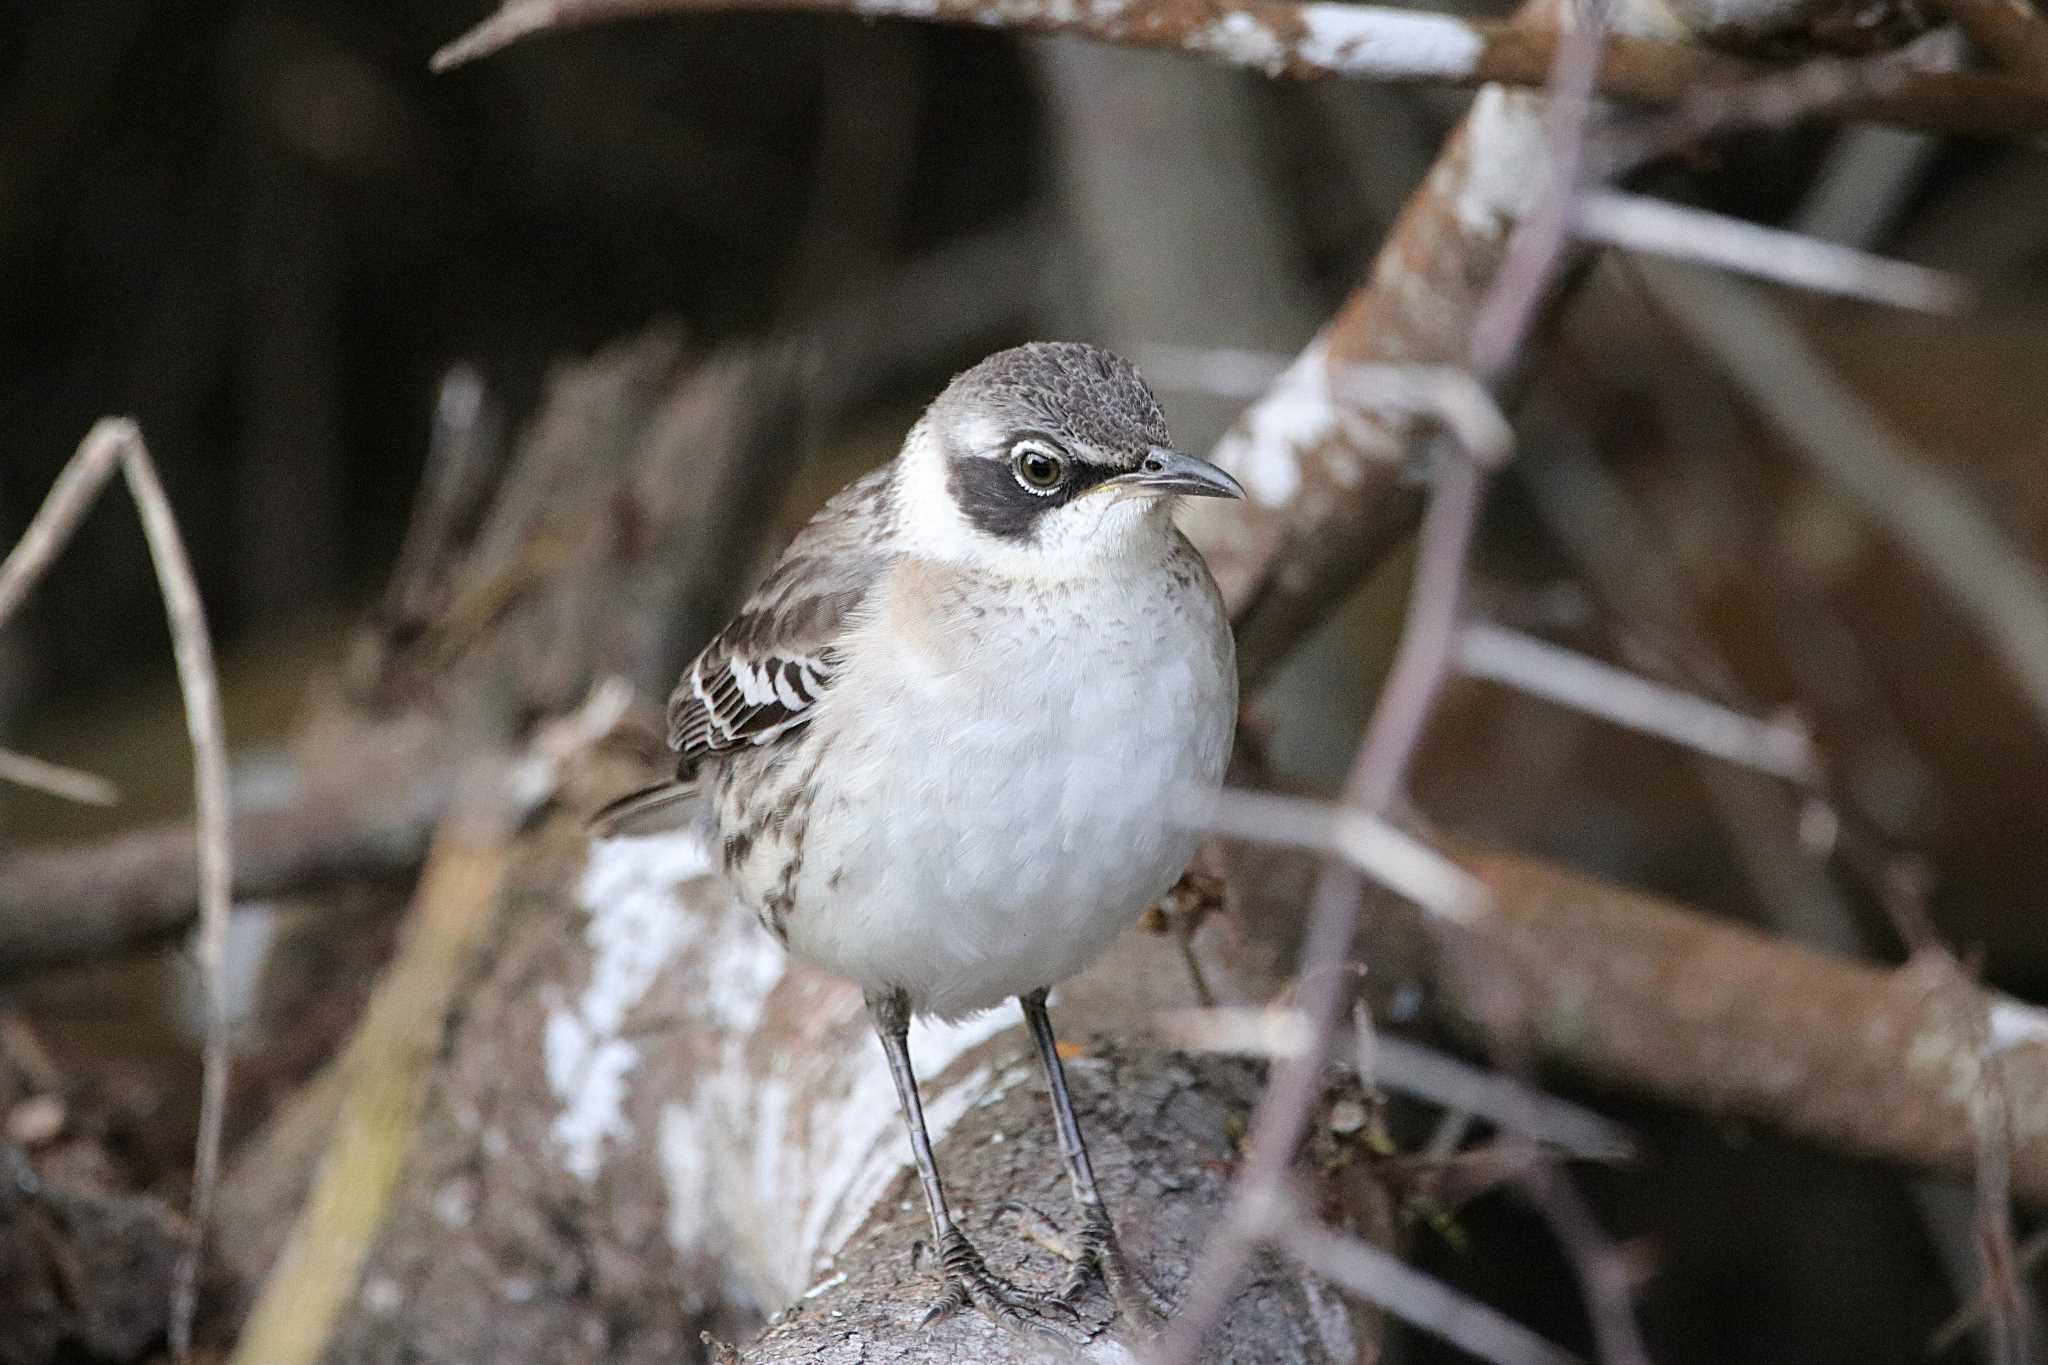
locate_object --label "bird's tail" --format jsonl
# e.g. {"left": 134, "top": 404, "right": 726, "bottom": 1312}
{"left": 589, "top": 780, "right": 701, "bottom": 836}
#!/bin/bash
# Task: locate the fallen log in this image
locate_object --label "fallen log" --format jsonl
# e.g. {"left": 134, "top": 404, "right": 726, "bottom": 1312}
{"left": 223, "top": 823, "right": 1382, "bottom": 1364}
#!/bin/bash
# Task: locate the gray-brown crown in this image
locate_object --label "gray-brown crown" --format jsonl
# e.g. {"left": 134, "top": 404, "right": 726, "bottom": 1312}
{"left": 932, "top": 341, "right": 1170, "bottom": 466}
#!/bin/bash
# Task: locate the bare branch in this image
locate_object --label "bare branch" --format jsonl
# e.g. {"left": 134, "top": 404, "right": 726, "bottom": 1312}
{"left": 1366, "top": 1033, "right": 1636, "bottom": 1162}
{"left": 1159, "top": 1007, "right": 1636, "bottom": 1160}
{"left": 0, "top": 763, "right": 444, "bottom": 978}
{"left": 111, "top": 429, "right": 234, "bottom": 1364}
{"left": 1272, "top": 1192, "right": 1584, "bottom": 1365}
{"left": 1457, "top": 845, "right": 2048, "bottom": 1204}
{"left": 0, "top": 419, "right": 238, "bottom": 1362}
{"left": 1933, "top": 1226, "right": 2048, "bottom": 1355}
{"left": 0, "top": 425, "right": 124, "bottom": 627}
{"left": 1598, "top": 38, "right": 1931, "bottom": 170}
{"left": 227, "top": 803, "right": 517, "bottom": 1365}
{"left": 1456, "top": 622, "right": 1823, "bottom": 782}
{"left": 1159, "top": 9, "right": 1624, "bottom": 1358}
{"left": 0, "top": 748, "right": 119, "bottom": 807}
{"left": 1181, "top": 786, "right": 1490, "bottom": 923}
{"left": 1575, "top": 190, "right": 1970, "bottom": 312}
{"left": 428, "top": 0, "right": 2048, "bottom": 139}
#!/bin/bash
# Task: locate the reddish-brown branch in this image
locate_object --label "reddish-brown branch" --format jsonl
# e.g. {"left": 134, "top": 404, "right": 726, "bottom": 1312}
{"left": 434, "top": 0, "right": 2048, "bottom": 140}
{"left": 1457, "top": 846, "right": 2048, "bottom": 1204}
{"left": 1934, "top": 0, "right": 2048, "bottom": 83}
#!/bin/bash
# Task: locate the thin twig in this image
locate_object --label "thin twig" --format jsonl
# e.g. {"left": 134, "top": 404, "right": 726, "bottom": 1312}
{"left": 121, "top": 432, "right": 234, "bottom": 1363}
{"left": 1454, "top": 13, "right": 1660, "bottom": 1365}
{"left": 1456, "top": 622, "right": 1822, "bottom": 782}
{"left": 1150, "top": 423, "right": 1493, "bottom": 1365}
{"left": 426, "top": 0, "right": 2048, "bottom": 140}
{"left": 0, "top": 419, "right": 234, "bottom": 1361}
{"left": 1597, "top": 40, "right": 1926, "bottom": 172}
{"left": 1159, "top": 4, "right": 1624, "bottom": 1356}
{"left": 1181, "top": 786, "right": 1490, "bottom": 923}
{"left": 1159, "top": 1007, "right": 1636, "bottom": 1160}
{"left": 1933, "top": 1226, "right": 2048, "bottom": 1355}
{"left": 1574, "top": 190, "right": 1970, "bottom": 313}
{"left": 0, "top": 748, "right": 120, "bottom": 806}
{"left": 1332, "top": 365, "right": 1518, "bottom": 469}
{"left": 1270, "top": 1188, "right": 1585, "bottom": 1365}
{"left": 0, "top": 427, "right": 125, "bottom": 627}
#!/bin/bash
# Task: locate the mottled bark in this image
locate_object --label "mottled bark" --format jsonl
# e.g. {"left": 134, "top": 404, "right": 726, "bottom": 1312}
{"left": 222, "top": 824, "right": 1380, "bottom": 1365}
{"left": 1441, "top": 846, "right": 2048, "bottom": 1203}
{"left": 433, "top": 0, "right": 2048, "bottom": 141}
{"left": 0, "top": 1145, "right": 186, "bottom": 1365}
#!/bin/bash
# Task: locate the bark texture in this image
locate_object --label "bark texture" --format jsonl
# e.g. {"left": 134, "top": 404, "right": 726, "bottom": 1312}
{"left": 223, "top": 822, "right": 1377, "bottom": 1365}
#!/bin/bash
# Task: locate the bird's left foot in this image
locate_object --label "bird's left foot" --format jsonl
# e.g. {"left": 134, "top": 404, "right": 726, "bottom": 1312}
{"left": 998, "top": 1200, "right": 1172, "bottom": 1328}
{"left": 917, "top": 1227, "right": 1087, "bottom": 1343}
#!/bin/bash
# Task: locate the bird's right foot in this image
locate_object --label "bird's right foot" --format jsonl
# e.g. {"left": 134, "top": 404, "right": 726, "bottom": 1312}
{"left": 998, "top": 1199, "right": 1171, "bottom": 1328}
{"left": 917, "top": 1227, "right": 1086, "bottom": 1343}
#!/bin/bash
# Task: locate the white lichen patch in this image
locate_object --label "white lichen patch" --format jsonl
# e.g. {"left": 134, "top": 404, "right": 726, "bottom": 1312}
{"left": 546, "top": 832, "right": 714, "bottom": 1181}
{"left": 362, "top": 1276, "right": 405, "bottom": 1317}
{"left": 1296, "top": 3, "right": 1482, "bottom": 77}
{"left": 851, "top": 0, "right": 942, "bottom": 16}
{"left": 1301, "top": 1274, "right": 1358, "bottom": 1362}
{"left": 1187, "top": 11, "right": 1290, "bottom": 74}
{"left": 1213, "top": 335, "right": 1338, "bottom": 506}
{"left": 1450, "top": 86, "right": 1553, "bottom": 238}
{"left": 1991, "top": 997, "right": 2048, "bottom": 1052}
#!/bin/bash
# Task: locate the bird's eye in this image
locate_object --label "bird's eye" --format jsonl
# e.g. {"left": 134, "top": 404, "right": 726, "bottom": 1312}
{"left": 1011, "top": 442, "right": 1066, "bottom": 494}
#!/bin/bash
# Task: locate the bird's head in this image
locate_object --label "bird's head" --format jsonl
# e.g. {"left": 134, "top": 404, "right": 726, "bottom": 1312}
{"left": 895, "top": 342, "right": 1243, "bottom": 577}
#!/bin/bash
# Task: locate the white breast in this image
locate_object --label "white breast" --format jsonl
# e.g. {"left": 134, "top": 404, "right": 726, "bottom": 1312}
{"left": 782, "top": 546, "right": 1235, "bottom": 1019}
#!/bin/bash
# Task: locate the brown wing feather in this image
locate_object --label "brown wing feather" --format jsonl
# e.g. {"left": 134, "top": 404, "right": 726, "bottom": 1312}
{"left": 666, "top": 466, "right": 894, "bottom": 777}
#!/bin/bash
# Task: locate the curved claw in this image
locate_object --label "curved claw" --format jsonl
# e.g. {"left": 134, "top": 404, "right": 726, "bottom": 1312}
{"left": 916, "top": 1278, "right": 973, "bottom": 1331}
{"left": 917, "top": 1228, "right": 1087, "bottom": 1343}
{"left": 1061, "top": 1205, "right": 1173, "bottom": 1327}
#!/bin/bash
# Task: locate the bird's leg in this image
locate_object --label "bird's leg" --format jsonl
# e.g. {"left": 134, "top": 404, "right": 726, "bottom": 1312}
{"left": 1016, "top": 989, "right": 1170, "bottom": 1324}
{"left": 866, "top": 988, "right": 1081, "bottom": 1340}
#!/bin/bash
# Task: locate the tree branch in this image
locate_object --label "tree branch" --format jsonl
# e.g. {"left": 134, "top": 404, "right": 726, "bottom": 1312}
{"left": 0, "top": 419, "right": 236, "bottom": 1363}
{"left": 1449, "top": 845, "right": 2048, "bottom": 1205}
{"left": 432, "top": 0, "right": 2048, "bottom": 140}
{"left": 0, "top": 760, "right": 445, "bottom": 980}
{"left": 1933, "top": 0, "right": 2048, "bottom": 83}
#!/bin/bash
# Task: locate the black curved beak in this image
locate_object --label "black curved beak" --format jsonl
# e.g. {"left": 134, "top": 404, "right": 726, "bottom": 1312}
{"left": 1115, "top": 447, "right": 1247, "bottom": 500}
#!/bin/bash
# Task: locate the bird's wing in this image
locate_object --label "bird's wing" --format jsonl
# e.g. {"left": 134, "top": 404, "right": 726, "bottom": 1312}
{"left": 667, "top": 466, "right": 894, "bottom": 774}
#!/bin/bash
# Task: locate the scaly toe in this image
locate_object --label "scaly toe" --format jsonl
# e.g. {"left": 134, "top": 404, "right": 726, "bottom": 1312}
{"left": 918, "top": 1229, "right": 1086, "bottom": 1343}
{"left": 1063, "top": 1206, "right": 1172, "bottom": 1327}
